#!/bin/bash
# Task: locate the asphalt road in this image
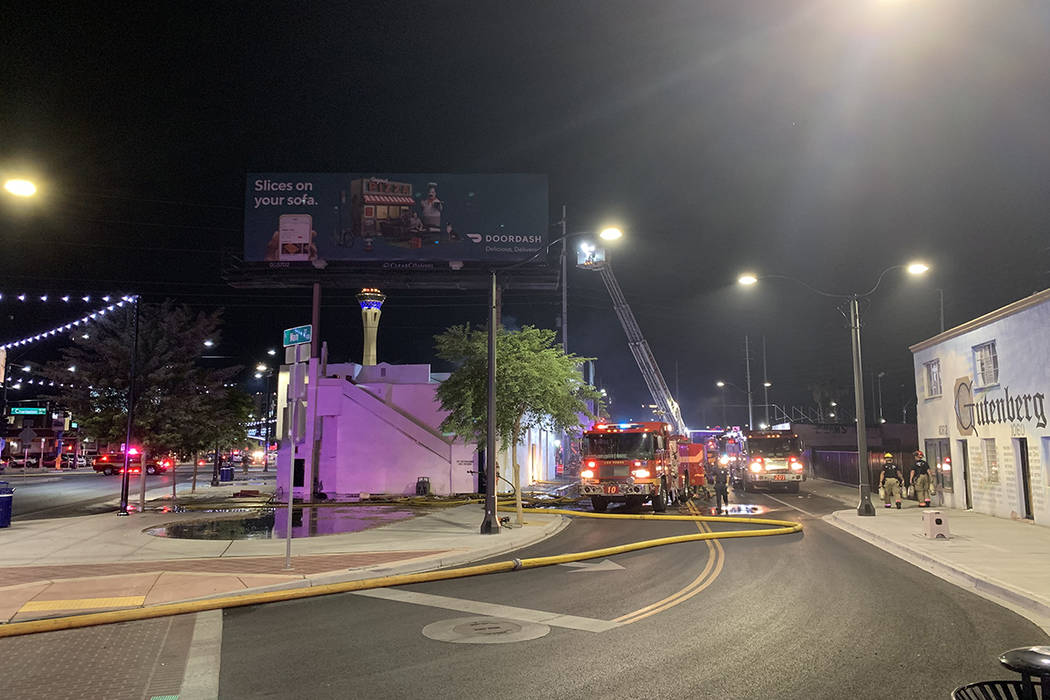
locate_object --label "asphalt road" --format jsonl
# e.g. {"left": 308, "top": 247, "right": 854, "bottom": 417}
{"left": 217, "top": 485, "right": 1049, "bottom": 699}
{"left": 6, "top": 465, "right": 205, "bottom": 519}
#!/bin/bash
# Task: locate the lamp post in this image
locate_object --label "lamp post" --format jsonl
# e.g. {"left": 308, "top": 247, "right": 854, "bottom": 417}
{"left": 480, "top": 225, "right": 623, "bottom": 534}
{"left": 715, "top": 381, "right": 728, "bottom": 426}
{"left": 737, "top": 262, "right": 929, "bottom": 516}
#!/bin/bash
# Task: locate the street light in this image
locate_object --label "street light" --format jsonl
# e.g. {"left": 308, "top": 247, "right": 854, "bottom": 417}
{"left": 738, "top": 261, "right": 929, "bottom": 516}
{"left": 481, "top": 225, "right": 624, "bottom": 534}
{"left": 3, "top": 179, "right": 37, "bottom": 197}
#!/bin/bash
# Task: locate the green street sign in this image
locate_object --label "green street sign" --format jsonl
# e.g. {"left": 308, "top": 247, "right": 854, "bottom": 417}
{"left": 71, "top": 421, "right": 79, "bottom": 429}
{"left": 283, "top": 324, "right": 313, "bottom": 347}
{"left": 10, "top": 407, "right": 47, "bottom": 415}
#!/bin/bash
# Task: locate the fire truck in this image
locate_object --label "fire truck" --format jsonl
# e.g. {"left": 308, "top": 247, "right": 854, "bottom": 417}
{"left": 733, "top": 429, "right": 805, "bottom": 493}
{"left": 678, "top": 441, "right": 710, "bottom": 495}
{"left": 579, "top": 421, "right": 684, "bottom": 512}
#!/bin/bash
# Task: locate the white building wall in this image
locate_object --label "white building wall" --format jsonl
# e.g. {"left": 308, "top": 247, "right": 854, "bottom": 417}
{"left": 911, "top": 291, "right": 1050, "bottom": 526}
{"left": 277, "top": 362, "right": 561, "bottom": 497}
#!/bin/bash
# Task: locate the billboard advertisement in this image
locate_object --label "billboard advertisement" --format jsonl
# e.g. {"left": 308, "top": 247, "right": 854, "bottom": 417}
{"left": 244, "top": 173, "right": 548, "bottom": 264}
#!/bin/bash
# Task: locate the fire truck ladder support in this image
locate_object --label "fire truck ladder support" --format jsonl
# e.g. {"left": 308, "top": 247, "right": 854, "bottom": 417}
{"left": 593, "top": 261, "right": 688, "bottom": 436}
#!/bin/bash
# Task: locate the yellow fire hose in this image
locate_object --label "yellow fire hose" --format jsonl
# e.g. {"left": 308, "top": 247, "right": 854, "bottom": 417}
{"left": 0, "top": 506, "right": 801, "bottom": 639}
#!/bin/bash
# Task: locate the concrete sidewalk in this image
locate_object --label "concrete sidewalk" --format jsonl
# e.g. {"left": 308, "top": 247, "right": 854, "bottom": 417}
{"left": 819, "top": 479, "right": 1050, "bottom": 634}
{"left": 0, "top": 499, "right": 566, "bottom": 623}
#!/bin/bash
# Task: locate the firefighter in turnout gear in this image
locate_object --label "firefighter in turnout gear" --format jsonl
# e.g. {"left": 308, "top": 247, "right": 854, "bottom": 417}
{"left": 879, "top": 453, "right": 903, "bottom": 509}
{"left": 910, "top": 450, "right": 932, "bottom": 507}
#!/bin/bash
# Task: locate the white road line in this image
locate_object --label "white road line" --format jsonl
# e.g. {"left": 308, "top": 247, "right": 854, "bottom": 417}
{"left": 763, "top": 493, "right": 818, "bottom": 518}
{"left": 353, "top": 588, "right": 620, "bottom": 633}
{"left": 179, "top": 609, "right": 224, "bottom": 700}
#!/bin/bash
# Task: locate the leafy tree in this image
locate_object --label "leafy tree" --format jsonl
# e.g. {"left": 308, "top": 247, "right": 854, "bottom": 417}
{"left": 435, "top": 324, "right": 601, "bottom": 524}
{"left": 41, "top": 300, "right": 245, "bottom": 458}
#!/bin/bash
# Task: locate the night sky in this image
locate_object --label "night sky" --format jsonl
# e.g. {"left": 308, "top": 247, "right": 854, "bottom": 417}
{"left": 3, "top": 1, "right": 1049, "bottom": 429}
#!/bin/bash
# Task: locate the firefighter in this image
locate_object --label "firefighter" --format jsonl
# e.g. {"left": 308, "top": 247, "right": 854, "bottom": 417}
{"left": 878, "top": 452, "right": 903, "bottom": 509}
{"left": 713, "top": 463, "right": 730, "bottom": 515}
{"left": 910, "top": 450, "right": 932, "bottom": 507}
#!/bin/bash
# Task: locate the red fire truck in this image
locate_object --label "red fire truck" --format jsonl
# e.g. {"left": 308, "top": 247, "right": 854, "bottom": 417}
{"left": 733, "top": 429, "right": 805, "bottom": 493}
{"left": 579, "top": 421, "right": 684, "bottom": 512}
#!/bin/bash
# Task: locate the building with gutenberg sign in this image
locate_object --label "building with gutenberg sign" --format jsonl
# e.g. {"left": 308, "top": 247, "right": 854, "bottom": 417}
{"left": 910, "top": 288, "right": 1050, "bottom": 525}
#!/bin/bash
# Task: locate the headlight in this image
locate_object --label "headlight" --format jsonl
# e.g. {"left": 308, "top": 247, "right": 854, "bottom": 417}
{"left": 631, "top": 468, "right": 651, "bottom": 479}
{"left": 749, "top": 462, "right": 763, "bottom": 473}
{"left": 580, "top": 469, "right": 594, "bottom": 479}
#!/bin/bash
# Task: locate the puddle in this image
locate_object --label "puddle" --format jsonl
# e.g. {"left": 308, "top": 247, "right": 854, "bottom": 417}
{"left": 145, "top": 505, "right": 418, "bottom": 539}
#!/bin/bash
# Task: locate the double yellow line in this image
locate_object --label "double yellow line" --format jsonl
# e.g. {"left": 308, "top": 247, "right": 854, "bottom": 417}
{"left": 613, "top": 501, "right": 725, "bottom": 624}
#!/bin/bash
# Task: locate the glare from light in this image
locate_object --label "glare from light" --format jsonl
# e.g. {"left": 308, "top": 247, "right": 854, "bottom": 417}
{"left": 763, "top": 381, "right": 772, "bottom": 387}
{"left": 255, "top": 363, "right": 268, "bottom": 372}
{"left": 3, "top": 179, "right": 37, "bottom": 197}
{"left": 829, "top": 412, "right": 836, "bottom": 418}
{"left": 67, "top": 365, "right": 76, "bottom": 372}
{"left": 715, "top": 381, "right": 726, "bottom": 388}
{"left": 830, "top": 401, "right": 838, "bottom": 407}
{"left": 267, "top": 348, "right": 277, "bottom": 356}
{"left": 738, "top": 273, "right": 758, "bottom": 286}
{"left": 599, "top": 227, "right": 623, "bottom": 241}
{"left": 254, "top": 372, "right": 263, "bottom": 379}
{"left": 203, "top": 339, "right": 215, "bottom": 347}
{"left": 906, "top": 262, "right": 929, "bottom": 275}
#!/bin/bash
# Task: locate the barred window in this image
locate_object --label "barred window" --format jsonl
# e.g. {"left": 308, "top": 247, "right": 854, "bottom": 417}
{"left": 973, "top": 341, "right": 999, "bottom": 386}
{"left": 982, "top": 438, "right": 999, "bottom": 483}
{"left": 924, "top": 359, "right": 942, "bottom": 397}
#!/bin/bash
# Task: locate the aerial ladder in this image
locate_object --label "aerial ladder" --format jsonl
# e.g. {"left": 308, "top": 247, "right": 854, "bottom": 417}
{"left": 578, "top": 246, "right": 688, "bottom": 436}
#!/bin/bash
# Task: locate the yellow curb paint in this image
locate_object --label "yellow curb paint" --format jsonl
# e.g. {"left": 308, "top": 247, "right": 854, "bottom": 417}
{"left": 20, "top": 596, "right": 147, "bottom": 612}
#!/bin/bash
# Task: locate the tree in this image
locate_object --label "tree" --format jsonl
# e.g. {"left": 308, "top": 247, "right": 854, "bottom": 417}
{"left": 41, "top": 300, "right": 245, "bottom": 458}
{"left": 435, "top": 324, "right": 601, "bottom": 525}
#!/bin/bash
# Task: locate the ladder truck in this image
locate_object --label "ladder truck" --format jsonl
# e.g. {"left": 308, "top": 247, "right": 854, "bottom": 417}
{"left": 578, "top": 247, "right": 688, "bottom": 437}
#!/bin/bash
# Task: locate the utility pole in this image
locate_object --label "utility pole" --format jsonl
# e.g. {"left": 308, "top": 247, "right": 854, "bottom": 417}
{"left": 762, "top": 336, "right": 770, "bottom": 426}
{"left": 744, "top": 335, "right": 753, "bottom": 429}
{"left": 118, "top": 297, "right": 140, "bottom": 516}
{"left": 849, "top": 295, "right": 877, "bottom": 516}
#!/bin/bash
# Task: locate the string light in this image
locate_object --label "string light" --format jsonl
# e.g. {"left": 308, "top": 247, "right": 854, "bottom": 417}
{"left": 0, "top": 295, "right": 138, "bottom": 351}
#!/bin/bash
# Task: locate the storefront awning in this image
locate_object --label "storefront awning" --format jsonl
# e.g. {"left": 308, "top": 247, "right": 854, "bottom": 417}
{"left": 363, "top": 194, "right": 416, "bottom": 205}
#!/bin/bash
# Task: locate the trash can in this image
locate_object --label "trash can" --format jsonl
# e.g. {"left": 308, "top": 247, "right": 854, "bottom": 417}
{"left": 0, "top": 481, "right": 14, "bottom": 528}
{"left": 219, "top": 466, "right": 235, "bottom": 482}
{"left": 922, "top": 509, "right": 950, "bottom": 539}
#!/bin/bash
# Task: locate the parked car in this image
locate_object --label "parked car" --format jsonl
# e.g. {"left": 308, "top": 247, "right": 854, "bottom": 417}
{"left": 60, "top": 454, "right": 87, "bottom": 469}
{"left": 92, "top": 453, "right": 173, "bottom": 475}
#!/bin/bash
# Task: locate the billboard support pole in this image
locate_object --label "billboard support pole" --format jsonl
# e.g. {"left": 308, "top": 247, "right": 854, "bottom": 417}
{"left": 302, "top": 282, "right": 321, "bottom": 502}
{"left": 481, "top": 271, "right": 500, "bottom": 535}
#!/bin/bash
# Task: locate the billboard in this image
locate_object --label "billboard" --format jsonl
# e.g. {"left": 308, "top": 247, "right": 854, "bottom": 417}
{"left": 244, "top": 173, "right": 548, "bottom": 264}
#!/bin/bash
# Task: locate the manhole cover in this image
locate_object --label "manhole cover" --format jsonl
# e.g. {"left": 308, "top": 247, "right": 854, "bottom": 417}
{"left": 422, "top": 616, "right": 551, "bottom": 644}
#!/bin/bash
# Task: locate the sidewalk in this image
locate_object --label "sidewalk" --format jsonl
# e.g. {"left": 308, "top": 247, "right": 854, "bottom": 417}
{"left": 818, "top": 479, "right": 1050, "bottom": 634}
{"left": 0, "top": 495, "right": 567, "bottom": 623}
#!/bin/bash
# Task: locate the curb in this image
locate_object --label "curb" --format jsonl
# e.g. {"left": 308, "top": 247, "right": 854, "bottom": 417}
{"left": 182, "top": 512, "right": 573, "bottom": 603}
{"left": 824, "top": 510, "right": 1050, "bottom": 626}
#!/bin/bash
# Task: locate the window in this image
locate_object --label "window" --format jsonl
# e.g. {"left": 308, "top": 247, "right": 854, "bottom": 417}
{"left": 924, "top": 359, "right": 942, "bottom": 397}
{"left": 982, "top": 438, "right": 999, "bottom": 483}
{"left": 973, "top": 341, "right": 999, "bottom": 386}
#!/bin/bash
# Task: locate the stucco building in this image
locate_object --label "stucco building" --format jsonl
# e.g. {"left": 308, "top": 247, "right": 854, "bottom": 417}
{"left": 910, "top": 288, "right": 1050, "bottom": 525}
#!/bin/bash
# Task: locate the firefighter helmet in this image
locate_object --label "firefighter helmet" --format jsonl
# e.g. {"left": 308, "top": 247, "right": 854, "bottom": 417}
{"left": 883, "top": 452, "right": 894, "bottom": 459}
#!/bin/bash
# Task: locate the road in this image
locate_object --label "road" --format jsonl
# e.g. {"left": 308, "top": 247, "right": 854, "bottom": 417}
{"left": 5, "top": 464, "right": 221, "bottom": 519}
{"left": 2, "top": 481, "right": 1047, "bottom": 699}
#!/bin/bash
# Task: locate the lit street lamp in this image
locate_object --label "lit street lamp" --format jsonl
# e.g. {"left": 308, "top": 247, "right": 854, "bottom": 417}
{"left": 481, "top": 225, "right": 623, "bottom": 534}
{"left": 738, "top": 262, "right": 929, "bottom": 516}
{"left": 3, "top": 179, "right": 37, "bottom": 197}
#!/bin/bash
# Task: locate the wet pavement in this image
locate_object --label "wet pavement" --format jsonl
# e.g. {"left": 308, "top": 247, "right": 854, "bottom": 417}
{"left": 145, "top": 505, "right": 420, "bottom": 540}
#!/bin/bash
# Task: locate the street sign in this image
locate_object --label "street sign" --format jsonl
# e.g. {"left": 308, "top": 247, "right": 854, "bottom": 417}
{"left": 18, "top": 427, "right": 36, "bottom": 444}
{"left": 283, "top": 324, "right": 313, "bottom": 347}
{"left": 71, "top": 421, "right": 79, "bottom": 429}
{"left": 10, "top": 407, "right": 47, "bottom": 415}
